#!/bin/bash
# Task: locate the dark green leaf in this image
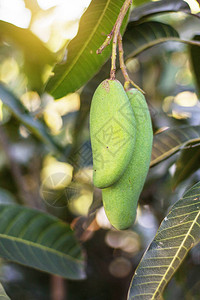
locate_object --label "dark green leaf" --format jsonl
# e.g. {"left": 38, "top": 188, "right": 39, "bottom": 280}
{"left": 0, "top": 283, "right": 10, "bottom": 299}
{"left": 0, "top": 204, "right": 86, "bottom": 279}
{"left": 45, "top": 0, "right": 129, "bottom": 99}
{"left": 128, "top": 181, "right": 200, "bottom": 299}
{"left": 189, "top": 35, "right": 200, "bottom": 97}
{"left": 0, "top": 82, "right": 61, "bottom": 153}
{"left": 151, "top": 126, "right": 200, "bottom": 167}
{"left": 173, "top": 143, "right": 200, "bottom": 189}
{"left": 0, "top": 21, "right": 56, "bottom": 92}
{"left": 123, "top": 21, "right": 179, "bottom": 59}
{"left": 130, "top": 0, "right": 190, "bottom": 22}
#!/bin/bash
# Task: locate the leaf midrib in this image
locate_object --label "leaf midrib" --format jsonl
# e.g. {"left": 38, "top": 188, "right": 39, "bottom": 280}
{"left": 152, "top": 209, "right": 200, "bottom": 299}
{"left": 0, "top": 234, "right": 82, "bottom": 264}
{"left": 127, "top": 37, "right": 200, "bottom": 60}
{"left": 151, "top": 137, "right": 200, "bottom": 166}
{"left": 51, "top": 0, "right": 113, "bottom": 94}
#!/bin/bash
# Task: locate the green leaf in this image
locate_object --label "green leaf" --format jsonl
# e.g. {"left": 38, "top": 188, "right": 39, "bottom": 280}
{"left": 0, "top": 82, "right": 61, "bottom": 153}
{"left": 133, "top": 0, "right": 151, "bottom": 7}
{"left": 173, "top": 143, "right": 200, "bottom": 189}
{"left": 0, "top": 204, "right": 86, "bottom": 279}
{"left": 45, "top": 0, "right": 129, "bottom": 99}
{"left": 151, "top": 126, "right": 200, "bottom": 167}
{"left": 123, "top": 21, "right": 179, "bottom": 59}
{"left": 0, "top": 283, "right": 10, "bottom": 299}
{"left": 0, "top": 21, "right": 56, "bottom": 92}
{"left": 123, "top": 21, "right": 200, "bottom": 60}
{"left": 130, "top": 0, "right": 190, "bottom": 22}
{"left": 189, "top": 35, "right": 200, "bottom": 97}
{"left": 128, "top": 181, "right": 200, "bottom": 299}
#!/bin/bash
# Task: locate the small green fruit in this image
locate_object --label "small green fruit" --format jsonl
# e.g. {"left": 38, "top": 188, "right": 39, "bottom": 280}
{"left": 102, "top": 88, "right": 153, "bottom": 230}
{"left": 90, "top": 79, "right": 136, "bottom": 188}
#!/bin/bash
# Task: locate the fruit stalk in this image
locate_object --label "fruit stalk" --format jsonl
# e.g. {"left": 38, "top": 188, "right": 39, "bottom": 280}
{"left": 110, "top": 0, "right": 132, "bottom": 79}
{"left": 118, "top": 33, "right": 145, "bottom": 94}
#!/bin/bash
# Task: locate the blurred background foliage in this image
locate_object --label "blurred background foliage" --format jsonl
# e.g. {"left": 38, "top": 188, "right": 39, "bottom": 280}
{"left": 0, "top": 0, "right": 200, "bottom": 299}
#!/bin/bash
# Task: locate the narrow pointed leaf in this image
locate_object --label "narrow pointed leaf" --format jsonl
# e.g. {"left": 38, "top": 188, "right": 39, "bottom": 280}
{"left": 45, "top": 0, "right": 129, "bottom": 99}
{"left": 0, "top": 283, "right": 10, "bottom": 299}
{"left": 173, "top": 143, "right": 200, "bottom": 188}
{"left": 123, "top": 21, "right": 179, "bottom": 59}
{"left": 130, "top": 0, "right": 190, "bottom": 22}
{"left": 123, "top": 21, "right": 200, "bottom": 60}
{"left": 0, "top": 204, "right": 86, "bottom": 279}
{"left": 151, "top": 126, "right": 200, "bottom": 167}
{"left": 0, "top": 83, "right": 61, "bottom": 153}
{"left": 128, "top": 181, "right": 200, "bottom": 300}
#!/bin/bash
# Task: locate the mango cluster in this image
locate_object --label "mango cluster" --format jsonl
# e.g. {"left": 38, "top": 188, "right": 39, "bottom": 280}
{"left": 90, "top": 79, "right": 153, "bottom": 230}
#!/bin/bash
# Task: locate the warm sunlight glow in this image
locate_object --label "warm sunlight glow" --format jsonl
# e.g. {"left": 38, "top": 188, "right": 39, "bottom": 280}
{"left": 184, "top": 0, "right": 200, "bottom": 13}
{"left": 37, "top": 0, "right": 92, "bottom": 20}
{"left": 174, "top": 91, "right": 198, "bottom": 107}
{"left": 44, "top": 93, "right": 80, "bottom": 134}
{"left": 0, "top": 0, "right": 31, "bottom": 28}
{"left": 41, "top": 156, "right": 73, "bottom": 190}
{"left": 31, "top": 0, "right": 92, "bottom": 51}
{"left": 0, "top": 0, "right": 92, "bottom": 51}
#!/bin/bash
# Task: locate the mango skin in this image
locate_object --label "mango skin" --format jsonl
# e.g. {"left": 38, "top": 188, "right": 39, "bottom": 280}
{"left": 90, "top": 79, "right": 136, "bottom": 189}
{"left": 102, "top": 89, "right": 153, "bottom": 230}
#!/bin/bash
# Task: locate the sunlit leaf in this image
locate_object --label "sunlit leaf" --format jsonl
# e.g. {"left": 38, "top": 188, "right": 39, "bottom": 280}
{"left": 0, "top": 204, "right": 86, "bottom": 279}
{"left": 0, "top": 283, "right": 10, "bottom": 299}
{"left": 173, "top": 143, "right": 200, "bottom": 189}
{"left": 128, "top": 180, "right": 200, "bottom": 299}
{"left": 151, "top": 126, "right": 200, "bottom": 167}
{"left": 133, "top": 0, "right": 151, "bottom": 7}
{"left": 0, "top": 82, "right": 61, "bottom": 153}
{"left": 0, "top": 20, "right": 56, "bottom": 92}
{"left": 45, "top": 0, "right": 130, "bottom": 99}
{"left": 189, "top": 35, "right": 200, "bottom": 97}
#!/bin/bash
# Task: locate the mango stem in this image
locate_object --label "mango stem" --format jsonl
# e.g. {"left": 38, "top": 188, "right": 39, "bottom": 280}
{"left": 118, "top": 34, "right": 145, "bottom": 94}
{"left": 96, "top": 0, "right": 132, "bottom": 80}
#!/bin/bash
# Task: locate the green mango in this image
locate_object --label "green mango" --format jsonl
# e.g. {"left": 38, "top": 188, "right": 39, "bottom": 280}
{"left": 102, "top": 88, "right": 153, "bottom": 230}
{"left": 90, "top": 79, "right": 136, "bottom": 188}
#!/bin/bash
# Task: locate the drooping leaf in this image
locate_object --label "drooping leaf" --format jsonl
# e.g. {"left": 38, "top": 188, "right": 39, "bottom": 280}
{"left": 0, "top": 21, "right": 56, "bottom": 92}
{"left": 151, "top": 126, "right": 200, "bottom": 167}
{"left": 0, "top": 82, "right": 61, "bottom": 153}
{"left": 123, "top": 21, "right": 200, "bottom": 60}
{"left": 172, "top": 143, "right": 200, "bottom": 189}
{"left": 45, "top": 0, "right": 130, "bottom": 99}
{"left": 0, "top": 204, "right": 86, "bottom": 279}
{"left": 189, "top": 35, "right": 200, "bottom": 97}
{"left": 0, "top": 283, "right": 10, "bottom": 299}
{"left": 130, "top": 0, "right": 190, "bottom": 22}
{"left": 123, "top": 21, "right": 179, "bottom": 59}
{"left": 128, "top": 181, "right": 200, "bottom": 299}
